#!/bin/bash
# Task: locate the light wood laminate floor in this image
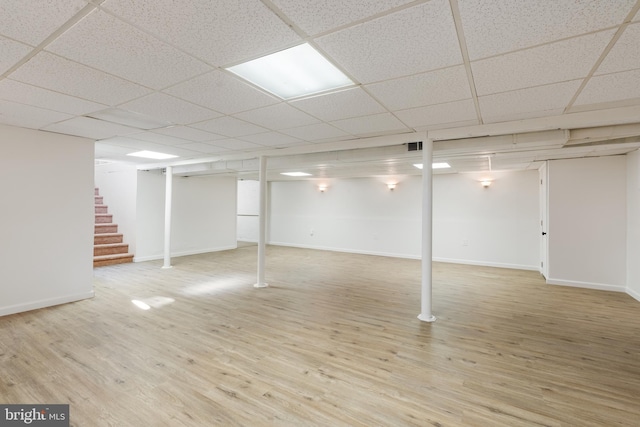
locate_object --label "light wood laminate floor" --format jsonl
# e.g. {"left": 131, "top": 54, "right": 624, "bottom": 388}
{"left": 1, "top": 246, "right": 639, "bottom": 426}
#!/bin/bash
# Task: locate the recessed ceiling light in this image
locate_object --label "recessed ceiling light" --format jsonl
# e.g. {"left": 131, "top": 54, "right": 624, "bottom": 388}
{"left": 226, "top": 43, "right": 354, "bottom": 99}
{"left": 413, "top": 163, "right": 451, "bottom": 169}
{"left": 281, "top": 172, "right": 312, "bottom": 177}
{"left": 127, "top": 150, "right": 178, "bottom": 160}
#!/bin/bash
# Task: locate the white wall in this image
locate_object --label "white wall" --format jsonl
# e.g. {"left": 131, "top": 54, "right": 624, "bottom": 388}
{"left": 433, "top": 170, "right": 540, "bottom": 270}
{"left": 94, "top": 162, "right": 137, "bottom": 254}
{"left": 269, "top": 171, "right": 540, "bottom": 269}
{"left": 0, "top": 125, "right": 94, "bottom": 316}
{"left": 627, "top": 149, "right": 640, "bottom": 300}
{"left": 135, "top": 172, "right": 237, "bottom": 261}
{"left": 269, "top": 177, "right": 422, "bottom": 258}
{"left": 237, "top": 179, "right": 259, "bottom": 242}
{"left": 547, "top": 156, "right": 627, "bottom": 291}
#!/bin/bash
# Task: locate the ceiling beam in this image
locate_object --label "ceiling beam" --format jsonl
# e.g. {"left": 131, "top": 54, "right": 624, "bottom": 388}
{"left": 427, "top": 105, "right": 640, "bottom": 141}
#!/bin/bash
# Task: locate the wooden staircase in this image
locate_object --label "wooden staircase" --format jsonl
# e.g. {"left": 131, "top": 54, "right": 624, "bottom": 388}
{"left": 94, "top": 188, "right": 134, "bottom": 267}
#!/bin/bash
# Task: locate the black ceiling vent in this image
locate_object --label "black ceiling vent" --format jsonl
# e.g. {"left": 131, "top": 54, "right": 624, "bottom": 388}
{"left": 407, "top": 141, "right": 423, "bottom": 151}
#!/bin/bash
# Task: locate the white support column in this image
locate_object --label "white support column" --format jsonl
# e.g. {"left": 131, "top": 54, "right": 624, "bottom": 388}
{"left": 162, "top": 166, "right": 173, "bottom": 269}
{"left": 254, "top": 155, "right": 269, "bottom": 288}
{"left": 418, "top": 138, "right": 436, "bottom": 322}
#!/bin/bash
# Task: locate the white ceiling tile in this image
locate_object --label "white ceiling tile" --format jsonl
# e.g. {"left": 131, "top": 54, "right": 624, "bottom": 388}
{"left": 47, "top": 10, "right": 211, "bottom": 89}
{"left": 178, "top": 142, "right": 230, "bottom": 154}
{"left": 412, "top": 119, "right": 479, "bottom": 133}
{"left": 0, "top": 79, "right": 106, "bottom": 115}
{"left": 208, "top": 138, "right": 264, "bottom": 151}
{"left": 9, "top": 52, "right": 151, "bottom": 105}
{"left": 119, "top": 93, "right": 221, "bottom": 126}
{"left": 458, "top": 0, "right": 635, "bottom": 60}
{"left": 0, "top": 99, "right": 73, "bottom": 129}
{"left": 280, "top": 123, "right": 350, "bottom": 141}
{"left": 152, "top": 126, "right": 224, "bottom": 142}
{"left": 472, "top": 30, "right": 615, "bottom": 96}
{"left": 233, "top": 103, "right": 320, "bottom": 130}
{"left": 574, "top": 69, "right": 640, "bottom": 106}
{"left": 366, "top": 66, "right": 471, "bottom": 110}
{"left": 0, "top": 37, "right": 32, "bottom": 74}
{"left": 478, "top": 80, "right": 582, "bottom": 123}
{"left": 98, "top": 136, "right": 168, "bottom": 151}
{"left": 240, "top": 132, "right": 302, "bottom": 147}
{"left": 291, "top": 87, "right": 386, "bottom": 121}
{"left": 100, "top": 136, "right": 201, "bottom": 158}
{"left": 149, "top": 145, "right": 203, "bottom": 159}
{"left": 316, "top": 0, "right": 462, "bottom": 83}
{"left": 331, "top": 113, "right": 409, "bottom": 135}
{"left": 124, "top": 132, "right": 192, "bottom": 146}
{"left": 596, "top": 22, "right": 640, "bottom": 75}
{"left": 394, "top": 99, "right": 478, "bottom": 128}
{"left": 191, "top": 116, "right": 268, "bottom": 138}
{"left": 0, "top": 0, "right": 87, "bottom": 46}
{"left": 102, "top": 0, "right": 301, "bottom": 66}
{"left": 43, "top": 116, "right": 141, "bottom": 139}
{"left": 271, "top": 0, "right": 415, "bottom": 35}
{"left": 483, "top": 109, "right": 568, "bottom": 125}
{"left": 165, "top": 71, "right": 278, "bottom": 114}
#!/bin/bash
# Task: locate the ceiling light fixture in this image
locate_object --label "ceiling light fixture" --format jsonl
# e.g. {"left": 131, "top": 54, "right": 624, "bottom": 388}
{"left": 481, "top": 156, "right": 493, "bottom": 188}
{"left": 127, "top": 150, "right": 178, "bottom": 160}
{"left": 281, "top": 172, "right": 312, "bottom": 177}
{"left": 387, "top": 183, "right": 397, "bottom": 191}
{"left": 226, "top": 43, "right": 354, "bottom": 99}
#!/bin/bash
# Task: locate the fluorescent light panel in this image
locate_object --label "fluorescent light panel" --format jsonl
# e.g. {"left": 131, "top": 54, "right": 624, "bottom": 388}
{"left": 127, "top": 150, "right": 178, "bottom": 160}
{"left": 226, "top": 43, "right": 354, "bottom": 99}
{"left": 281, "top": 172, "right": 312, "bottom": 177}
{"left": 413, "top": 163, "right": 451, "bottom": 169}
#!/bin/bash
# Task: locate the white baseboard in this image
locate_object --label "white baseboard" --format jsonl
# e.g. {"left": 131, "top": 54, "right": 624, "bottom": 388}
{"left": 267, "top": 241, "right": 421, "bottom": 260}
{"left": 134, "top": 245, "right": 238, "bottom": 263}
{"left": 432, "top": 257, "right": 539, "bottom": 271}
{"left": 0, "top": 291, "right": 95, "bottom": 317}
{"left": 626, "top": 287, "right": 640, "bottom": 302}
{"left": 545, "top": 278, "right": 626, "bottom": 293}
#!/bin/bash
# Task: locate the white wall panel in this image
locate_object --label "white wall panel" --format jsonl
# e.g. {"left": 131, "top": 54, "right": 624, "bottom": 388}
{"left": 0, "top": 124, "right": 94, "bottom": 316}
{"left": 548, "top": 156, "right": 627, "bottom": 291}
{"left": 269, "top": 171, "right": 540, "bottom": 269}
{"left": 433, "top": 170, "right": 539, "bottom": 270}
{"left": 237, "top": 179, "right": 260, "bottom": 242}
{"left": 627, "top": 149, "right": 640, "bottom": 300}
{"left": 135, "top": 172, "right": 237, "bottom": 261}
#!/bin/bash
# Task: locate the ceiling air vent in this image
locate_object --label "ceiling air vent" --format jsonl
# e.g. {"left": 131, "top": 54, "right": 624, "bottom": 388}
{"left": 407, "top": 141, "right": 423, "bottom": 151}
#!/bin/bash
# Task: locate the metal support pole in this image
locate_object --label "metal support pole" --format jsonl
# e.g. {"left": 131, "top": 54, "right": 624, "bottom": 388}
{"left": 162, "top": 166, "right": 173, "bottom": 269}
{"left": 255, "top": 156, "right": 268, "bottom": 288}
{"left": 418, "top": 139, "right": 436, "bottom": 322}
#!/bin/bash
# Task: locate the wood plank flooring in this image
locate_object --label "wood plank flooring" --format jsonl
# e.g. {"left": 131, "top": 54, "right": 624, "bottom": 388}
{"left": 1, "top": 245, "right": 639, "bottom": 426}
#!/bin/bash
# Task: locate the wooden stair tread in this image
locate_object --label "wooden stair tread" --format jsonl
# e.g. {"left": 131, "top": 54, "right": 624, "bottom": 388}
{"left": 94, "top": 253, "right": 134, "bottom": 260}
{"left": 94, "top": 243, "right": 128, "bottom": 248}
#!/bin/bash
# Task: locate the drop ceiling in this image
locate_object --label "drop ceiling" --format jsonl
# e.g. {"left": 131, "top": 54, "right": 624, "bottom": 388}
{"left": 1, "top": 0, "right": 640, "bottom": 179}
